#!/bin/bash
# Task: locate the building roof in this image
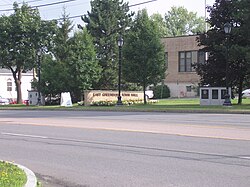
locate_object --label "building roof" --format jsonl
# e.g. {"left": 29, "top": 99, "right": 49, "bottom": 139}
{"left": 0, "top": 68, "right": 33, "bottom": 75}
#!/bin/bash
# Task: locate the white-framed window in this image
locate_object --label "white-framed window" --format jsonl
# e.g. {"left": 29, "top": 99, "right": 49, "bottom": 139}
{"left": 7, "top": 78, "right": 12, "bottom": 91}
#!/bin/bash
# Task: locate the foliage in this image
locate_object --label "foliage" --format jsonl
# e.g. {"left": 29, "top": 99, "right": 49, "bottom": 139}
{"left": 67, "top": 29, "right": 101, "bottom": 100}
{"left": 0, "top": 3, "right": 57, "bottom": 104}
{"left": 196, "top": 0, "right": 250, "bottom": 104}
{"left": 163, "top": 6, "right": 206, "bottom": 37}
{"left": 82, "top": 0, "right": 134, "bottom": 89}
{"left": 0, "top": 161, "right": 27, "bottom": 187}
{"left": 152, "top": 84, "right": 170, "bottom": 99}
{"left": 90, "top": 99, "right": 158, "bottom": 106}
{"left": 38, "top": 12, "right": 101, "bottom": 102}
{"left": 123, "top": 9, "right": 166, "bottom": 104}
{"left": 150, "top": 13, "right": 168, "bottom": 37}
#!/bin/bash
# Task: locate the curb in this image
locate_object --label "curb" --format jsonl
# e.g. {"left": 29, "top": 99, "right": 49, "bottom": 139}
{"left": 16, "top": 163, "right": 37, "bottom": 187}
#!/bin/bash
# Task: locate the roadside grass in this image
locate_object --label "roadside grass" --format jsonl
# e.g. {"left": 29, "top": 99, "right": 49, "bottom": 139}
{"left": 1, "top": 98, "right": 250, "bottom": 113}
{"left": 0, "top": 161, "right": 27, "bottom": 187}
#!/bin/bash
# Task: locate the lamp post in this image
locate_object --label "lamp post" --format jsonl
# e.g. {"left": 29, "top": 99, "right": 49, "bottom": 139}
{"left": 117, "top": 35, "right": 123, "bottom": 106}
{"left": 37, "top": 49, "right": 42, "bottom": 106}
{"left": 223, "top": 22, "right": 232, "bottom": 106}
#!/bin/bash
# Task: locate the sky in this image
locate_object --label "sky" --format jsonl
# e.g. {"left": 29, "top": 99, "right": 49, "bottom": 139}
{"left": 0, "top": 0, "right": 215, "bottom": 29}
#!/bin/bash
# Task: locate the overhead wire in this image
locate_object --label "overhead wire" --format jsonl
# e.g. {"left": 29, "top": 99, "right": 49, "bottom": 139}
{"left": 0, "top": 0, "right": 44, "bottom": 7}
{"left": 0, "top": 0, "right": 76, "bottom": 12}
{"left": 0, "top": 0, "right": 158, "bottom": 22}
{"left": 50, "top": 0, "right": 158, "bottom": 21}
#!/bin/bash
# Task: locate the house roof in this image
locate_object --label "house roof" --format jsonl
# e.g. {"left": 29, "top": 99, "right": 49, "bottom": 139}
{"left": 0, "top": 68, "right": 33, "bottom": 75}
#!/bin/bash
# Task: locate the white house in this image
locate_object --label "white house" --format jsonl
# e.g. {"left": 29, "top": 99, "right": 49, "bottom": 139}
{"left": 0, "top": 68, "right": 34, "bottom": 102}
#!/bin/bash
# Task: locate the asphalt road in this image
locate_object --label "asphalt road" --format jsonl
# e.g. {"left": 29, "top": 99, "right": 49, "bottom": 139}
{"left": 0, "top": 110, "right": 250, "bottom": 187}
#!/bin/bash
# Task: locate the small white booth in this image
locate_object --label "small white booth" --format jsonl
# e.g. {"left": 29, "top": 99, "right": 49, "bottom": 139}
{"left": 200, "top": 87, "right": 231, "bottom": 106}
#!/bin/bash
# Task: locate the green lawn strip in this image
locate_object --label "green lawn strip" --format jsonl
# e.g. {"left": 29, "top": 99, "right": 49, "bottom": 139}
{"left": 0, "top": 161, "right": 27, "bottom": 187}
{"left": 1, "top": 98, "right": 250, "bottom": 113}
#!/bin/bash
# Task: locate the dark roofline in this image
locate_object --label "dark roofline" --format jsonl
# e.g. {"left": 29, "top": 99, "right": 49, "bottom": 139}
{"left": 161, "top": 34, "right": 200, "bottom": 39}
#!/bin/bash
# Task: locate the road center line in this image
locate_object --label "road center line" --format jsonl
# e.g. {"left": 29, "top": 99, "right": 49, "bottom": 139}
{"left": 1, "top": 132, "right": 48, "bottom": 139}
{"left": 2, "top": 131, "right": 250, "bottom": 161}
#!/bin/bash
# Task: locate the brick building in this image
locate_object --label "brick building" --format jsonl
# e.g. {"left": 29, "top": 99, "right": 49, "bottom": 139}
{"left": 162, "top": 35, "right": 205, "bottom": 98}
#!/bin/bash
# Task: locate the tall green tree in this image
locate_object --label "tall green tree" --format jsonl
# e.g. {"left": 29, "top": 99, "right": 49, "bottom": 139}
{"left": 150, "top": 13, "right": 168, "bottom": 37}
{"left": 37, "top": 11, "right": 73, "bottom": 100}
{"left": 67, "top": 29, "right": 101, "bottom": 101}
{"left": 123, "top": 9, "right": 166, "bottom": 104}
{"left": 82, "top": 0, "right": 133, "bottom": 89}
{"left": 196, "top": 0, "right": 250, "bottom": 104}
{"left": 0, "top": 3, "right": 56, "bottom": 104}
{"left": 164, "top": 6, "right": 206, "bottom": 36}
{"left": 39, "top": 12, "right": 101, "bottom": 102}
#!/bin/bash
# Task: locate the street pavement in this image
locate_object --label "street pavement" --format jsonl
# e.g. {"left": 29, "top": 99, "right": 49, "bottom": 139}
{"left": 0, "top": 110, "right": 250, "bottom": 187}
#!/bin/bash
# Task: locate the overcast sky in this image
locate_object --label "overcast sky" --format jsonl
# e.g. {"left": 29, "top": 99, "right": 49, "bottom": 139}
{"left": 1, "top": 0, "right": 215, "bottom": 28}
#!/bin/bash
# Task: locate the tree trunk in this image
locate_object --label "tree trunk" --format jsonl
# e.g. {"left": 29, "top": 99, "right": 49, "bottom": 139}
{"left": 237, "top": 76, "right": 244, "bottom": 105}
{"left": 13, "top": 69, "right": 23, "bottom": 104}
{"left": 143, "top": 82, "right": 147, "bottom": 105}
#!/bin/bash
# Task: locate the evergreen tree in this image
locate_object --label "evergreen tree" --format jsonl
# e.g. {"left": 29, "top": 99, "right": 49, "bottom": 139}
{"left": 39, "top": 11, "right": 101, "bottom": 102}
{"left": 82, "top": 0, "right": 133, "bottom": 89}
{"left": 67, "top": 29, "right": 101, "bottom": 101}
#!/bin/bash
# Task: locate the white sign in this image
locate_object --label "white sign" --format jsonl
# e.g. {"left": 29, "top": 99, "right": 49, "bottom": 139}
{"left": 60, "top": 92, "right": 73, "bottom": 107}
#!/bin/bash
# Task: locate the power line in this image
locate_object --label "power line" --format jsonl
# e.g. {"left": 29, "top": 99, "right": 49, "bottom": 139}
{"left": 0, "top": 0, "right": 76, "bottom": 12}
{"left": 51, "top": 0, "right": 158, "bottom": 21}
{"left": 38, "top": 1, "right": 89, "bottom": 12}
{"left": 129, "top": 0, "right": 157, "bottom": 7}
{"left": 0, "top": 0, "right": 44, "bottom": 7}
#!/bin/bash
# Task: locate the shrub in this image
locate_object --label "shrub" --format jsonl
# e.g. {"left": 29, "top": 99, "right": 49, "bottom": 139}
{"left": 152, "top": 85, "right": 170, "bottom": 99}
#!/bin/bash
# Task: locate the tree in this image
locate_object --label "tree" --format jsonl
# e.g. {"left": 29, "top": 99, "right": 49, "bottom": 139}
{"left": 123, "top": 9, "right": 166, "bottom": 104}
{"left": 0, "top": 3, "right": 56, "bottom": 104}
{"left": 150, "top": 13, "right": 168, "bottom": 37}
{"left": 164, "top": 6, "right": 206, "bottom": 37}
{"left": 196, "top": 0, "right": 250, "bottom": 104}
{"left": 82, "top": 0, "right": 133, "bottom": 89}
{"left": 32, "top": 10, "right": 73, "bottom": 102}
{"left": 67, "top": 29, "right": 101, "bottom": 101}
{"left": 39, "top": 12, "right": 101, "bottom": 102}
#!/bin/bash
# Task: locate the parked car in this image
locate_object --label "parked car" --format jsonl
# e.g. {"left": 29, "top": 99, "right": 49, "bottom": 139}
{"left": 242, "top": 89, "right": 250, "bottom": 98}
{"left": 145, "top": 90, "right": 154, "bottom": 99}
{"left": 0, "top": 96, "right": 10, "bottom": 105}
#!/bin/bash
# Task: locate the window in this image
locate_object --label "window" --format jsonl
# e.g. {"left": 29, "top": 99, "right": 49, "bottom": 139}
{"left": 198, "top": 51, "right": 206, "bottom": 64}
{"left": 212, "top": 90, "right": 218, "bottom": 99}
{"left": 186, "top": 86, "right": 192, "bottom": 92}
{"left": 179, "top": 51, "right": 194, "bottom": 72}
{"left": 179, "top": 51, "right": 206, "bottom": 72}
{"left": 221, "top": 89, "right": 227, "bottom": 99}
{"left": 7, "top": 79, "right": 12, "bottom": 91}
{"left": 201, "top": 89, "right": 209, "bottom": 99}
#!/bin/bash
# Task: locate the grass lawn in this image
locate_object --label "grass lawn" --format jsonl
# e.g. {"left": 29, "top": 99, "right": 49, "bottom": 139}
{"left": 0, "top": 161, "right": 27, "bottom": 187}
{"left": 1, "top": 98, "right": 250, "bottom": 113}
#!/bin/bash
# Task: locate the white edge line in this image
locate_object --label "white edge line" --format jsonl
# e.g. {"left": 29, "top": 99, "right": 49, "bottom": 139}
{"left": 1, "top": 132, "right": 48, "bottom": 139}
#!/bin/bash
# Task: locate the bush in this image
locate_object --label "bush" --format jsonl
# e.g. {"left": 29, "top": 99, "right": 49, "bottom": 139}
{"left": 152, "top": 85, "right": 170, "bottom": 99}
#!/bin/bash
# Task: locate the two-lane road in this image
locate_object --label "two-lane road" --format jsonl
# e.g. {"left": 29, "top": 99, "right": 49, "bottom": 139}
{"left": 0, "top": 110, "right": 250, "bottom": 187}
